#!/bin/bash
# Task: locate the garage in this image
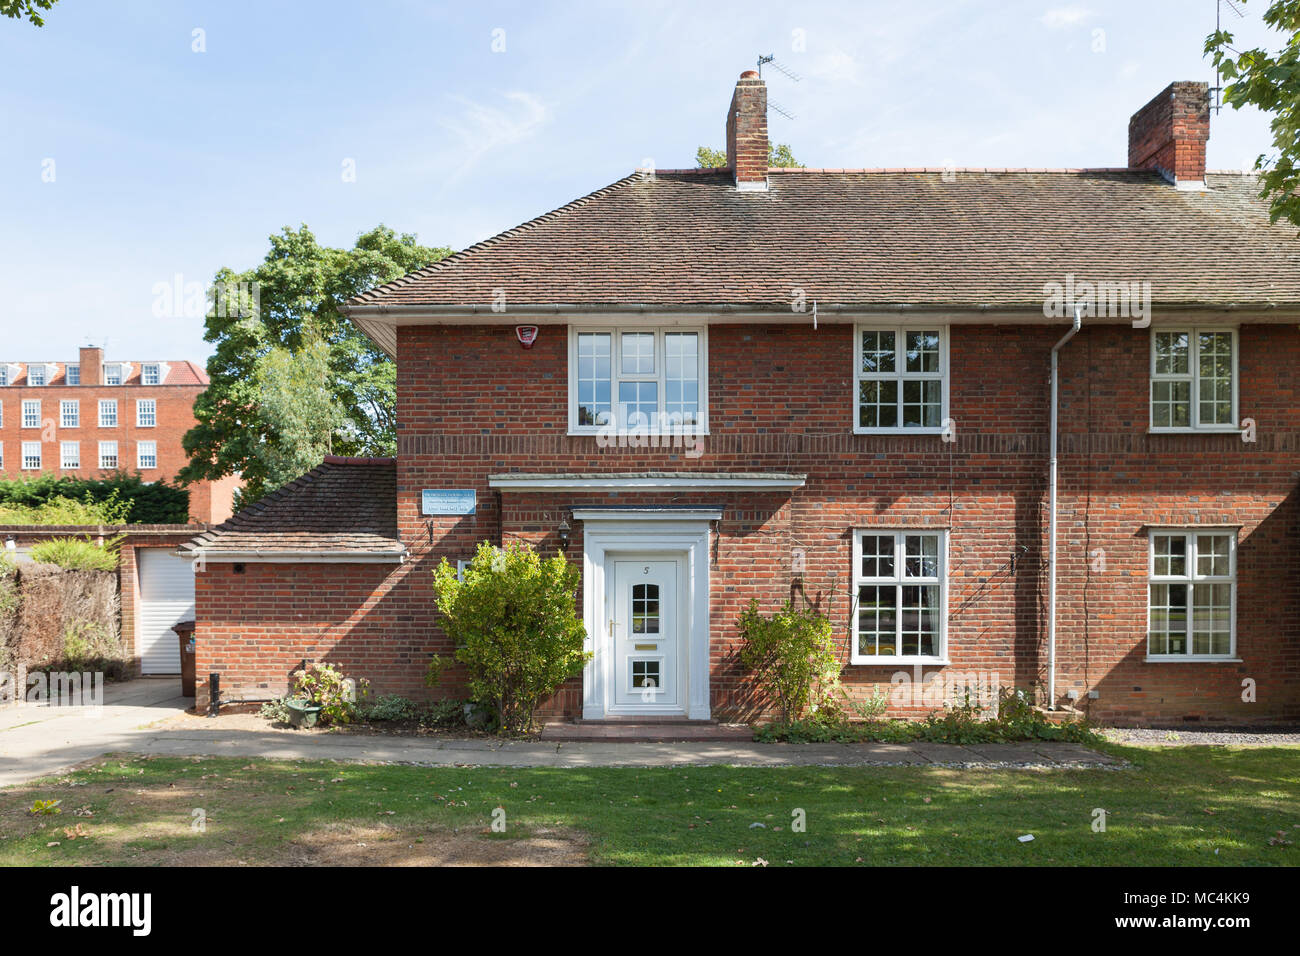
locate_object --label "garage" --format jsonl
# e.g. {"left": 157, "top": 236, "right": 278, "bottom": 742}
{"left": 137, "top": 549, "right": 195, "bottom": 674}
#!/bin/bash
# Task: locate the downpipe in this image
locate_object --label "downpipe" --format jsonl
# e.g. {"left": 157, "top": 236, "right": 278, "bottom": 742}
{"left": 1048, "top": 306, "right": 1083, "bottom": 710}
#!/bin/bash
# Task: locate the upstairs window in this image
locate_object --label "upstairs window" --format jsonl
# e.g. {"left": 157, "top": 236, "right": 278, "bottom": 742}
{"left": 28, "top": 364, "right": 47, "bottom": 386}
{"left": 104, "top": 364, "right": 123, "bottom": 386}
{"left": 142, "top": 363, "right": 161, "bottom": 386}
{"left": 136, "top": 399, "right": 156, "bottom": 427}
{"left": 855, "top": 326, "right": 948, "bottom": 433}
{"left": 65, "top": 364, "right": 80, "bottom": 385}
{"left": 569, "top": 328, "right": 707, "bottom": 433}
{"left": 22, "top": 442, "right": 41, "bottom": 470}
{"left": 21, "top": 399, "right": 40, "bottom": 429}
{"left": 1148, "top": 530, "right": 1236, "bottom": 659}
{"left": 852, "top": 530, "right": 947, "bottom": 663}
{"left": 98, "top": 441, "right": 118, "bottom": 470}
{"left": 60, "top": 400, "right": 79, "bottom": 428}
{"left": 137, "top": 440, "right": 157, "bottom": 469}
{"left": 0, "top": 367, "right": 7, "bottom": 387}
{"left": 98, "top": 399, "right": 117, "bottom": 428}
{"left": 60, "top": 441, "right": 79, "bottom": 469}
{"left": 1150, "top": 329, "right": 1238, "bottom": 431}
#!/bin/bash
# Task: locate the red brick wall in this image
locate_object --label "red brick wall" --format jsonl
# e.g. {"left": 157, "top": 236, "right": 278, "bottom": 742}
{"left": 1128, "top": 81, "right": 1210, "bottom": 183}
{"left": 195, "top": 319, "right": 1300, "bottom": 725}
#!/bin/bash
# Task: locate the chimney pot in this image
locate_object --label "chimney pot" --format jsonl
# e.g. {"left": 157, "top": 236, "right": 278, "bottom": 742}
{"left": 1127, "top": 81, "right": 1210, "bottom": 189}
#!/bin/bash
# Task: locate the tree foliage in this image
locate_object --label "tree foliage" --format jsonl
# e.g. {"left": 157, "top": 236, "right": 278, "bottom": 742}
{"left": 429, "top": 541, "right": 589, "bottom": 734}
{"left": 695, "top": 143, "right": 804, "bottom": 168}
{"left": 0, "top": 0, "right": 56, "bottom": 26}
{"left": 738, "top": 599, "right": 840, "bottom": 722}
{"left": 1206, "top": 1, "right": 1300, "bottom": 231}
{"left": 180, "top": 225, "right": 451, "bottom": 503}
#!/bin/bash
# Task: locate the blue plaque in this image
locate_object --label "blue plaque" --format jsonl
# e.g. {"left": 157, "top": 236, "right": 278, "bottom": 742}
{"left": 421, "top": 489, "right": 476, "bottom": 516}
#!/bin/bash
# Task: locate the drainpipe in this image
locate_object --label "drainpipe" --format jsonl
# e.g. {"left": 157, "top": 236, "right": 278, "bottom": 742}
{"left": 1048, "top": 306, "right": 1083, "bottom": 710}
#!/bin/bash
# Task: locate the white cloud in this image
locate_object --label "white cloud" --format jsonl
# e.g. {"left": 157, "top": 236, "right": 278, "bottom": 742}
{"left": 437, "top": 91, "right": 551, "bottom": 181}
{"left": 1040, "top": 6, "right": 1093, "bottom": 29}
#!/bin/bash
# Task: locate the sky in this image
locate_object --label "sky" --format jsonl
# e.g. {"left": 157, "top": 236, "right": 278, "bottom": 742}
{"left": 0, "top": 0, "right": 1286, "bottom": 365}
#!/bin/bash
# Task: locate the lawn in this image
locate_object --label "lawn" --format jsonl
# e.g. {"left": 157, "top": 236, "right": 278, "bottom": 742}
{"left": 1, "top": 744, "right": 1296, "bottom": 866}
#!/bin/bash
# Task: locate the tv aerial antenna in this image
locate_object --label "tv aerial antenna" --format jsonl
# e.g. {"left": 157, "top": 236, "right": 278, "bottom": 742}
{"left": 757, "top": 53, "right": 800, "bottom": 120}
{"left": 1211, "top": 0, "right": 1245, "bottom": 114}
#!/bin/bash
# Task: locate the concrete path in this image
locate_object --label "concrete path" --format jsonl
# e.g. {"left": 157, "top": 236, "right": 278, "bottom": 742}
{"left": 0, "top": 678, "right": 1124, "bottom": 786}
{"left": 0, "top": 677, "right": 189, "bottom": 788}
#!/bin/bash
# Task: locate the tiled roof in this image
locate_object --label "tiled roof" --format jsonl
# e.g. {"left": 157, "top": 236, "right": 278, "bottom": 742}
{"left": 344, "top": 168, "right": 1300, "bottom": 316}
{"left": 0, "top": 361, "right": 209, "bottom": 387}
{"left": 183, "top": 457, "right": 402, "bottom": 558}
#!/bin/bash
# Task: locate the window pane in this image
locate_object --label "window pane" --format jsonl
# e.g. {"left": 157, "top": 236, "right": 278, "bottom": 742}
{"left": 901, "top": 380, "right": 941, "bottom": 428}
{"left": 904, "top": 331, "right": 941, "bottom": 373}
{"left": 1154, "top": 332, "right": 1189, "bottom": 375}
{"left": 1192, "top": 582, "right": 1231, "bottom": 655}
{"left": 620, "top": 332, "right": 655, "bottom": 375}
{"left": 1149, "top": 583, "right": 1188, "bottom": 654}
{"left": 904, "top": 534, "right": 940, "bottom": 578}
{"left": 1196, "top": 535, "right": 1231, "bottom": 577}
{"left": 860, "top": 534, "right": 895, "bottom": 579}
{"left": 857, "top": 585, "right": 897, "bottom": 656}
{"left": 900, "top": 585, "right": 938, "bottom": 656}
{"left": 860, "top": 331, "right": 896, "bottom": 374}
{"left": 576, "top": 333, "right": 612, "bottom": 426}
{"left": 858, "top": 380, "right": 898, "bottom": 428}
{"left": 1197, "top": 332, "right": 1234, "bottom": 426}
{"left": 664, "top": 332, "right": 699, "bottom": 426}
{"left": 1151, "top": 380, "right": 1191, "bottom": 428}
{"left": 1153, "top": 535, "right": 1186, "bottom": 576}
{"left": 618, "top": 381, "right": 658, "bottom": 429}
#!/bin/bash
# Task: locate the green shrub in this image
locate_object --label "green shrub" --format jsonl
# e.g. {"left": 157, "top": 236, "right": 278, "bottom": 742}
{"left": 259, "top": 697, "right": 292, "bottom": 723}
{"left": 290, "top": 662, "right": 369, "bottom": 726}
{"left": 429, "top": 540, "right": 588, "bottom": 734}
{"left": 28, "top": 536, "right": 121, "bottom": 571}
{"left": 738, "top": 599, "right": 840, "bottom": 722}
{"left": 360, "top": 694, "right": 420, "bottom": 722}
{"left": 421, "top": 698, "right": 469, "bottom": 729}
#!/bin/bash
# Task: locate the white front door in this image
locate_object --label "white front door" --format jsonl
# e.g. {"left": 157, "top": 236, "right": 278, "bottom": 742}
{"left": 609, "top": 557, "right": 686, "bottom": 714}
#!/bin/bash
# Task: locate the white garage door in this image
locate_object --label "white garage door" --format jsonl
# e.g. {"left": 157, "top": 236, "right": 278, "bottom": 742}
{"left": 138, "top": 549, "right": 195, "bottom": 674}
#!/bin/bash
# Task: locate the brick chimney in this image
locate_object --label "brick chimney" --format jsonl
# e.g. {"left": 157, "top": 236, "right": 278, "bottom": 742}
{"left": 1127, "top": 81, "right": 1210, "bottom": 189}
{"left": 726, "top": 70, "right": 769, "bottom": 191}
{"left": 79, "top": 345, "right": 102, "bottom": 386}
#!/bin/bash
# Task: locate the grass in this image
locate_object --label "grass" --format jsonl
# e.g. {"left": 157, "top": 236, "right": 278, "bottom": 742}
{"left": 0, "top": 744, "right": 1296, "bottom": 866}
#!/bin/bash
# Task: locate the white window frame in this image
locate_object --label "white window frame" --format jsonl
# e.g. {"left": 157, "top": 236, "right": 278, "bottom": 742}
{"left": 21, "top": 441, "right": 41, "bottom": 470}
{"left": 137, "top": 440, "right": 157, "bottom": 469}
{"left": 104, "top": 364, "right": 123, "bottom": 386}
{"left": 136, "top": 398, "right": 157, "bottom": 427}
{"left": 853, "top": 325, "right": 950, "bottom": 434}
{"left": 141, "top": 363, "right": 161, "bottom": 386}
{"left": 850, "top": 528, "right": 949, "bottom": 665}
{"left": 1146, "top": 528, "right": 1238, "bottom": 661}
{"left": 98, "top": 399, "right": 117, "bottom": 428}
{"left": 60, "top": 400, "right": 79, "bottom": 428}
{"left": 21, "top": 399, "right": 40, "bottom": 429}
{"left": 65, "top": 364, "right": 80, "bottom": 386}
{"left": 28, "top": 364, "right": 47, "bottom": 387}
{"left": 567, "top": 326, "right": 709, "bottom": 436}
{"left": 1149, "top": 327, "right": 1239, "bottom": 433}
{"left": 98, "top": 441, "right": 118, "bottom": 470}
{"left": 0, "top": 367, "right": 7, "bottom": 387}
{"left": 60, "top": 441, "right": 80, "bottom": 470}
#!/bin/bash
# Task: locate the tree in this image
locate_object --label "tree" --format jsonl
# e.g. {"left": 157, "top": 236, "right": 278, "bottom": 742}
{"left": 1206, "top": 1, "right": 1300, "bottom": 231}
{"left": 695, "top": 144, "right": 805, "bottom": 168}
{"left": 251, "top": 332, "right": 344, "bottom": 495}
{"left": 181, "top": 224, "right": 451, "bottom": 502}
{"left": 0, "top": 0, "right": 57, "bottom": 26}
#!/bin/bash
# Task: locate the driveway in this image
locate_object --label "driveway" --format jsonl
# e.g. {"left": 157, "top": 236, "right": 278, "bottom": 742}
{"left": 0, "top": 677, "right": 189, "bottom": 788}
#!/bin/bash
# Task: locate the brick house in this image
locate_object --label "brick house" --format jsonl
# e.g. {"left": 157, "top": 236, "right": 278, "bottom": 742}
{"left": 0, "top": 345, "right": 237, "bottom": 525}
{"left": 187, "top": 73, "right": 1300, "bottom": 725}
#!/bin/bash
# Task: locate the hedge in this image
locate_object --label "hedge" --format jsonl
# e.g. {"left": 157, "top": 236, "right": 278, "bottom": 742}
{"left": 0, "top": 474, "right": 189, "bottom": 525}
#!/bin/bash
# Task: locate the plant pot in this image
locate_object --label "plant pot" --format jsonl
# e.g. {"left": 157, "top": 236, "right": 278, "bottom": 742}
{"left": 285, "top": 697, "right": 323, "bottom": 728}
